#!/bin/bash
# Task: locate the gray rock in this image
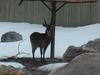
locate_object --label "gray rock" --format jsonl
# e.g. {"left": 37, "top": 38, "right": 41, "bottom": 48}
{"left": 1, "top": 31, "right": 23, "bottom": 42}
{"left": 0, "top": 65, "right": 32, "bottom": 75}
{"left": 63, "top": 38, "right": 100, "bottom": 62}
{"left": 82, "top": 38, "right": 100, "bottom": 52}
{"left": 63, "top": 45, "right": 90, "bottom": 62}
{"left": 49, "top": 53, "right": 100, "bottom": 75}
{"left": 31, "top": 69, "right": 49, "bottom": 75}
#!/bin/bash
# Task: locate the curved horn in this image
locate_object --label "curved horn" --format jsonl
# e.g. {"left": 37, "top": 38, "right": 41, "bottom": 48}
{"left": 42, "top": 18, "right": 48, "bottom": 27}
{"left": 44, "top": 18, "right": 47, "bottom": 25}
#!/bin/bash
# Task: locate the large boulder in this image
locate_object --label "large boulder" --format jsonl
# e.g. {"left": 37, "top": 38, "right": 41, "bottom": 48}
{"left": 63, "top": 45, "right": 90, "bottom": 62}
{"left": 31, "top": 69, "right": 49, "bottom": 75}
{"left": 63, "top": 38, "right": 100, "bottom": 62}
{"left": 1, "top": 31, "right": 23, "bottom": 42}
{"left": 82, "top": 38, "right": 100, "bottom": 52}
{"left": 49, "top": 53, "right": 100, "bottom": 75}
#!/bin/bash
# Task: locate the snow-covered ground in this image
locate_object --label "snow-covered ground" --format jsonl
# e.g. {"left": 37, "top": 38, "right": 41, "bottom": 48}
{"left": 0, "top": 22, "right": 100, "bottom": 68}
{"left": 0, "top": 22, "right": 100, "bottom": 59}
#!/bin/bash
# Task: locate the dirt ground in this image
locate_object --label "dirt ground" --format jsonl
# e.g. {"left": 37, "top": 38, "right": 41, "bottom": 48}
{"left": 0, "top": 57, "right": 63, "bottom": 75}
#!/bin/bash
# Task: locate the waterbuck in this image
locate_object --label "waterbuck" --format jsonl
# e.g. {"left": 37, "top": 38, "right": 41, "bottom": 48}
{"left": 30, "top": 20, "right": 52, "bottom": 61}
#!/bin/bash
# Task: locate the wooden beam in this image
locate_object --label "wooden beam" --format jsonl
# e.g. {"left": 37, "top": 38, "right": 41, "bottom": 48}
{"left": 41, "top": 1, "right": 52, "bottom": 12}
{"left": 47, "top": 0, "right": 96, "bottom": 2}
{"left": 19, "top": 0, "right": 96, "bottom": 3}
{"left": 56, "top": 3, "right": 66, "bottom": 12}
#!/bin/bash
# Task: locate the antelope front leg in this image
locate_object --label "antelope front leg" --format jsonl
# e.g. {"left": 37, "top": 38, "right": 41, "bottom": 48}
{"left": 43, "top": 47, "right": 47, "bottom": 61}
{"left": 40, "top": 48, "right": 43, "bottom": 61}
{"left": 32, "top": 47, "right": 36, "bottom": 60}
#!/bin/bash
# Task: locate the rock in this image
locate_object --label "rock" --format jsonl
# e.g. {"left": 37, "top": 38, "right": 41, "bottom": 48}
{"left": 82, "top": 38, "right": 100, "bottom": 52}
{"left": 63, "top": 45, "right": 90, "bottom": 62}
{"left": 49, "top": 53, "right": 100, "bottom": 75}
{"left": 31, "top": 69, "right": 48, "bottom": 75}
{"left": 0, "top": 65, "right": 32, "bottom": 75}
{"left": 63, "top": 38, "right": 100, "bottom": 62}
{"left": 1, "top": 31, "right": 23, "bottom": 42}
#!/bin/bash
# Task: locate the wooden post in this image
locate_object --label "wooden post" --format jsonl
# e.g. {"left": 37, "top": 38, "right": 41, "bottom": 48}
{"left": 50, "top": 2, "right": 56, "bottom": 58}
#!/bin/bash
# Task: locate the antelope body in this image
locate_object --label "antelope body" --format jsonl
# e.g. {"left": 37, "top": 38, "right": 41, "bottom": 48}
{"left": 30, "top": 21, "right": 52, "bottom": 61}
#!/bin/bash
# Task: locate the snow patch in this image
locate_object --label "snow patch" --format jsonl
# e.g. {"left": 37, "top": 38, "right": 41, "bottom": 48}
{"left": 38, "top": 63, "right": 68, "bottom": 72}
{"left": 0, "top": 62, "right": 24, "bottom": 68}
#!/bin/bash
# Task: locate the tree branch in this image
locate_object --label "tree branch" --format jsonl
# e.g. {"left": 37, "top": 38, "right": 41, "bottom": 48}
{"left": 41, "top": 0, "right": 52, "bottom": 12}
{"left": 56, "top": 3, "right": 66, "bottom": 12}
